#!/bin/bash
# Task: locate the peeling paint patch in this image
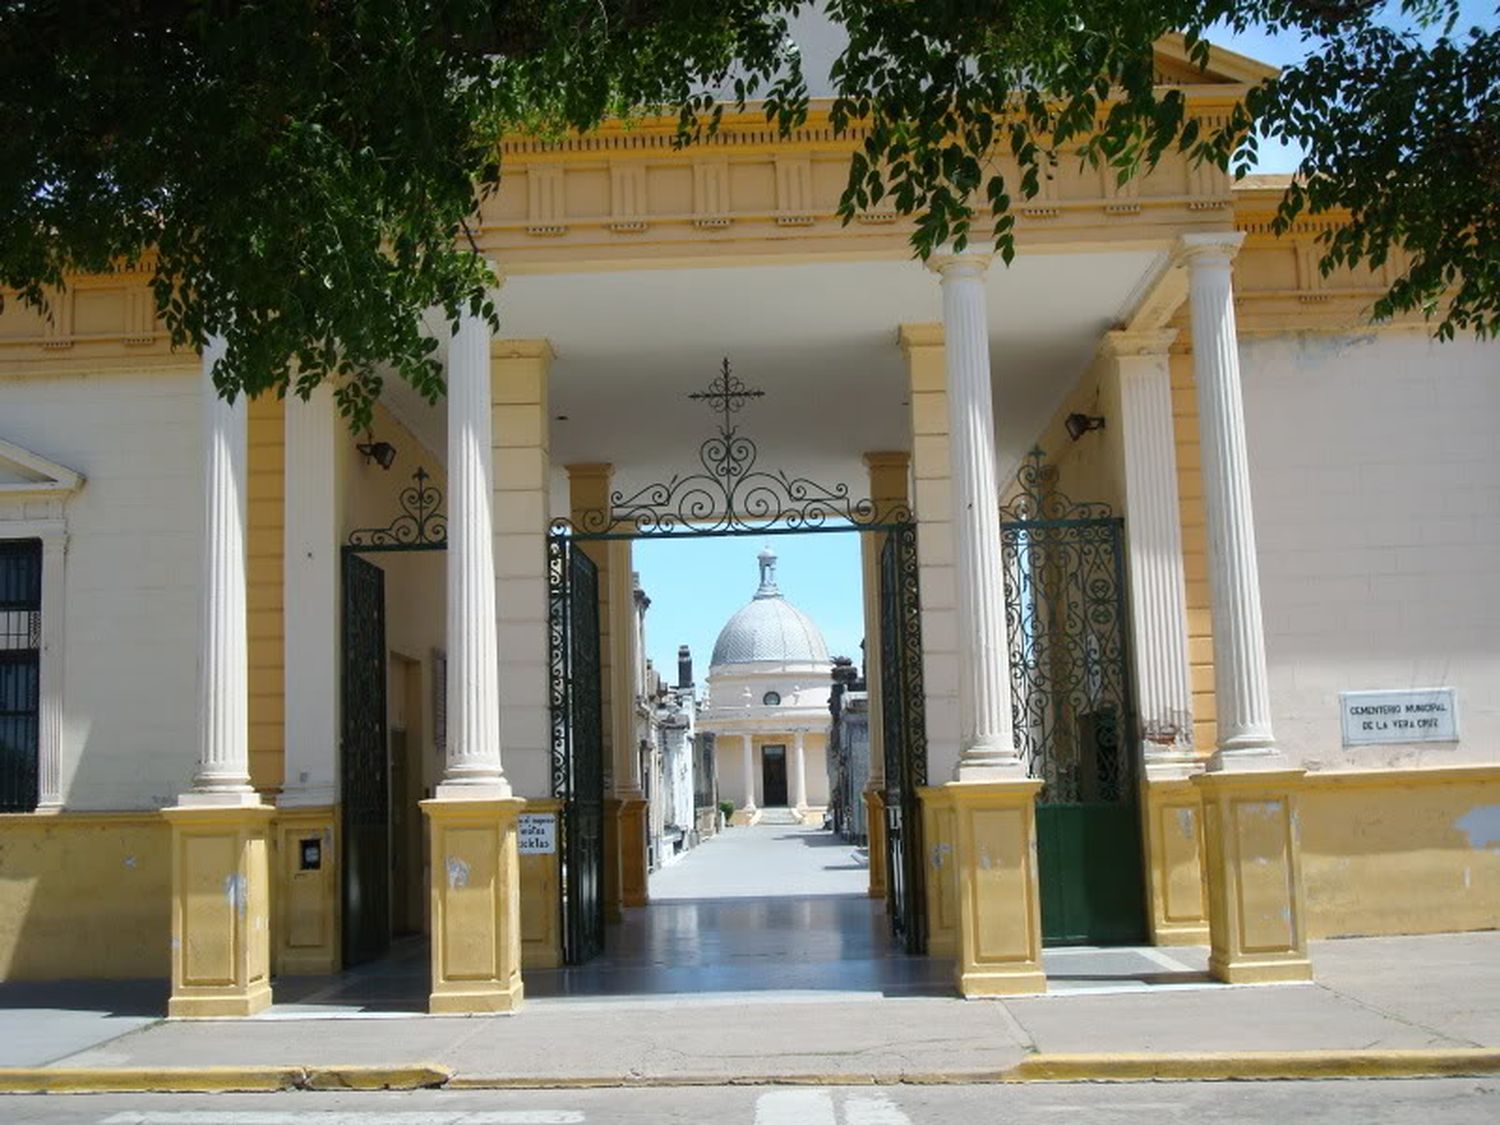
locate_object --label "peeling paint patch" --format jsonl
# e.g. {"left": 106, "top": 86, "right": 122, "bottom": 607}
{"left": 1455, "top": 805, "right": 1500, "bottom": 850}
{"left": 223, "top": 873, "right": 247, "bottom": 914}
{"left": 929, "top": 842, "right": 952, "bottom": 870}
{"left": 446, "top": 856, "right": 470, "bottom": 889}
{"left": 122, "top": 854, "right": 137, "bottom": 869}
{"left": 1175, "top": 808, "right": 1196, "bottom": 840}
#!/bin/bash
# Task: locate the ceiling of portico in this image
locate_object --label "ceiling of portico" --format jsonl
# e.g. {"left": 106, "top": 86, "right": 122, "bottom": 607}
{"left": 381, "top": 248, "right": 1165, "bottom": 505}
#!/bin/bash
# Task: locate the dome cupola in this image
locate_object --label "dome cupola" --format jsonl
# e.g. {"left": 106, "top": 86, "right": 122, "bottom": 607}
{"left": 709, "top": 548, "right": 830, "bottom": 668}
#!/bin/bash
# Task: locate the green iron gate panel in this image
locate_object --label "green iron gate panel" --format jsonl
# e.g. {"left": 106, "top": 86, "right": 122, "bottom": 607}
{"left": 0, "top": 540, "right": 41, "bottom": 813}
{"left": 879, "top": 522, "right": 927, "bottom": 955}
{"left": 549, "top": 536, "right": 606, "bottom": 966}
{"left": 341, "top": 552, "right": 391, "bottom": 967}
{"left": 1000, "top": 450, "right": 1146, "bottom": 947}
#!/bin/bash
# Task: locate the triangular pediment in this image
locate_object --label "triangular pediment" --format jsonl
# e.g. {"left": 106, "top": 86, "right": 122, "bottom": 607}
{"left": 0, "top": 438, "right": 83, "bottom": 496}
{"left": 1154, "top": 33, "right": 1280, "bottom": 86}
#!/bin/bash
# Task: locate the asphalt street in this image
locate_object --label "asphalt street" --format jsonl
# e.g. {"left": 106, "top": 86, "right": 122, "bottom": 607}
{"left": 1, "top": 1079, "right": 1497, "bottom": 1125}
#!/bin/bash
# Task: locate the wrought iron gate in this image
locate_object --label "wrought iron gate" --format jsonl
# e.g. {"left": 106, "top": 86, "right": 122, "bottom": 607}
{"left": 999, "top": 450, "right": 1146, "bottom": 945}
{"left": 549, "top": 536, "right": 606, "bottom": 965}
{"left": 341, "top": 552, "right": 390, "bottom": 967}
{"left": 0, "top": 539, "right": 42, "bottom": 813}
{"left": 880, "top": 523, "right": 927, "bottom": 955}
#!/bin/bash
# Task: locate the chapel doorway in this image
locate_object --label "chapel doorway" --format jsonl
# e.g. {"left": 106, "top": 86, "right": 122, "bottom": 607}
{"left": 761, "top": 744, "right": 788, "bottom": 806}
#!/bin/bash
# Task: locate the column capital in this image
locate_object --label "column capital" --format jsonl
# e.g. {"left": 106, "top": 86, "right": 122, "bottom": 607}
{"left": 1100, "top": 328, "right": 1179, "bottom": 359}
{"left": 1174, "top": 231, "right": 1245, "bottom": 270}
{"left": 927, "top": 246, "right": 993, "bottom": 280}
{"left": 862, "top": 450, "right": 911, "bottom": 472}
{"left": 491, "top": 337, "right": 553, "bottom": 362}
{"left": 897, "top": 322, "right": 944, "bottom": 355}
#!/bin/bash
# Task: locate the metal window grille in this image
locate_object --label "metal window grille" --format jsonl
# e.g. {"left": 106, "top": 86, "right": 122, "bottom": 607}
{"left": 0, "top": 539, "right": 42, "bottom": 812}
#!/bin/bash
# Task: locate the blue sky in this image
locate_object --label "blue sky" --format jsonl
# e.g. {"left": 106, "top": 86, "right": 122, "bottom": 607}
{"left": 634, "top": 4, "right": 1497, "bottom": 677}
{"left": 635, "top": 532, "right": 866, "bottom": 686}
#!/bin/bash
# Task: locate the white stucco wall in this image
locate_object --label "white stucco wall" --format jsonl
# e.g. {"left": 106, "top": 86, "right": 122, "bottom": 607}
{"left": 1243, "top": 331, "right": 1500, "bottom": 769}
{"left": 2, "top": 367, "right": 201, "bottom": 809}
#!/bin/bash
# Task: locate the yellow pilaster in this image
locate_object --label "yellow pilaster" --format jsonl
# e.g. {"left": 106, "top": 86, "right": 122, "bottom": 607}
{"left": 1193, "top": 769, "right": 1313, "bottom": 984}
{"left": 519, "top": 798, "right": 563, "bottom": 970}
{"left": 917, "top": 786, "right": 958, "bottom": 956}
{"left": 864, "top": 789, "right": 888, "bottom": 904}
{"left": 271, "top": 807, "right": 339, "bottom": 976}
{"left": 422, "top": 796, "right": 526, "bottom": 1014}
{"left": 164, "top": 805, "right": 276, "bottom": 1018}
{"left": 618, "top": 797, "right": 649, "bottom": 908}
{"left": 948, "top": 779, "right": 1047, "bottom": 997}
{"left": 862, "top": 450, "right": 910, "bottom": 904}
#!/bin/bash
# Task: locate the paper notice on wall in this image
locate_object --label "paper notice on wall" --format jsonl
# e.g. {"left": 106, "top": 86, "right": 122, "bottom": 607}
{"left": 518, "top": 813, "right": 557, "bottom": 855}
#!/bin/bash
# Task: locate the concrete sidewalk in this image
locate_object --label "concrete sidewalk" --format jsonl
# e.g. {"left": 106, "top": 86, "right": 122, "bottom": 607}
{"left": 1, "top": 932, "right": 1494, "bottom": 1087}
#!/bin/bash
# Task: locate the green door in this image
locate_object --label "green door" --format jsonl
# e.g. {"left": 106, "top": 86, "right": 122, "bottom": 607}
{"left": 1000, "top": 450, "right": 1148, "bottom": 947}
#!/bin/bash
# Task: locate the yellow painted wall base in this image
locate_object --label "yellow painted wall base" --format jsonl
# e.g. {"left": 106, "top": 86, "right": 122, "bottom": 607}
{"left": 0, "top": 813, "right": 171, "bottom": 981}
{"left": 947, "top": 779, "right": 1047, "bottom": 997}
{"left": 1142, "top": 777, "right": 1211, "bottom": 946}
{"left": 519, "top": 799, "right": 563, "bottom": 970}
{"left": 422, "top": 796, "right": 526, "bottom": 1015}
{"left": 917, "top": 787, "right": 957, "bottom": 957}
{"left": 1299, "top": 767, "right": 1500, "bottom": 939}
{"left": 618, "top": 798, "right": 649, "bottom": 909}
{"left": 164, "top": 804, "right": 275, "bottom": 1018}
{"left": 865, "top": 788, "right": 887, "bottom": 903}
{"left": 1193, "top": 770, "right": 1312, "bottom": 985}
{"left": 271, "top": 807, "right": 339, "bottom": 976}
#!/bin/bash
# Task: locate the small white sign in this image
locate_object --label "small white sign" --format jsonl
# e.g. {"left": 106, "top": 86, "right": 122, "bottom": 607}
{"left": 518, "top": 813, "right": 557, "bottom": 855}
{"left": 1340, "top": 687, "right": 1459, "bottom": 746}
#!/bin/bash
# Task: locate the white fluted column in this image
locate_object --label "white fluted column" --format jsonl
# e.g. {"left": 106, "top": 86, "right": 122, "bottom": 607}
{"left": 440, "top": 308, "right": 509, "bottom": 795}
{"left": 741, "top": 733, "right": 757, "bottom": 811}
{"left": 1178, "top": 233, "right": 1278, "bottom": 769}
{"left": 1102, "top": 330, "right": 1195, "bottom": 769}
{"left": 180, "top": 337, "right": 257, "bottom": 804}
{"left": 792, "top": 730, "right": 808, "bottom": 812}
{"left": 931, "top": 250, "right": 1021, "bottom": 779}
{"left": 280, "top": 384, "right": 340, "bottom": 806}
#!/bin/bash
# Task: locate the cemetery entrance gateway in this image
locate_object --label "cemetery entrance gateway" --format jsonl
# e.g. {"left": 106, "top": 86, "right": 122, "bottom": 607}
{"left": 549, "top": 360, "right": 930, "bottom": 964}
{"left": 1000, "top": 450, "right": 1147, "bottom": 945}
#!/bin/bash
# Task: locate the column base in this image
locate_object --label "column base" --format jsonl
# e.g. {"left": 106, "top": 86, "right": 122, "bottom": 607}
{"left": 946, "top": 779, "right": 1047, "bottom": 999}
{"left": 864, "top": 788, "right": 887, "bottom": 903}
{"left": 163, "top": 803, "right": 276, "bottom": 1019}
{"left": 422, "top": 796, "right": 527, "bottom": 1016}
{"left": 1192, "top": 768, "right": 1313, "bottom": 986}
{"left": 617, "top": 797, "right": 649, "bottom": 909}
{"left": 730, "top": 807, "right": 760, "bottom": 827}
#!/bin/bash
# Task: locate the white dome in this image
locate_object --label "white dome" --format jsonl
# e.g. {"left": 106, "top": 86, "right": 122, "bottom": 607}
{"left": 709, "top": 548, "right": 830, "bottom": 668}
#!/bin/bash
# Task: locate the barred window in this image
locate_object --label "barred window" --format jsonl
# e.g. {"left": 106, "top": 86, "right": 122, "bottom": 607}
{"left": 0, "top": 539, "right": 42, "bottom": 813}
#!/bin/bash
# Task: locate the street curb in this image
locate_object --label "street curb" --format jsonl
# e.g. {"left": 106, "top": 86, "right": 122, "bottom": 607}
{"left": 2, "top": 1051, "right": 1497, "bottom": 1093}
{"left": 0, "top": 1064, "right": 452, "bottom": 1095}
{"left": 444, "top": 1049, "right": 1500, "bottom": 1088}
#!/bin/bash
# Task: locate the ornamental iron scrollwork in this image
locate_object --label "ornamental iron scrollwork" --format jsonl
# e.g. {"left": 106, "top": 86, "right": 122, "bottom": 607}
{"left": 999, "top": 447, "right": 1115, "bottom": 523}
{"left": 347, "top": 467, "right": 447, "bottom": 549}
{"left": 998, "top": 449, "right": 1135, "bottom": 805}
{"left": 554, "top": 358, "right": 910, "bottom": 537}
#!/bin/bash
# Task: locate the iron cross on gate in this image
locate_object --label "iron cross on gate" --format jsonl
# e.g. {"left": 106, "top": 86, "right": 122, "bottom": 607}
{"left": 688, "top": 358, "right": 764, "bottom": 435}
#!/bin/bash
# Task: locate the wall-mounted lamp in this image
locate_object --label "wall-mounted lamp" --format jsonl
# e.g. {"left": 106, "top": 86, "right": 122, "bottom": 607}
{"left": 1064, "top": 412, "right": 1106, "bottom": 442}
{"left": 356, "top": 439, "right": 397, "bottom": 470}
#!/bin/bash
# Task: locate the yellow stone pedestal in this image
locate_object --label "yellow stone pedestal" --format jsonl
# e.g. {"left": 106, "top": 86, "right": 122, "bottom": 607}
{"left": 272, "top": 807, "right": 339, "bottom": 976}
{"left": 618, "top": 797, "right": 649, "bottom": 909}
{"left": 1192, "top": 769, "right": 1313, "bottom": 984}
{"left": 421, "top": 796, "right": 526, "bottom": 1015}
{"left": 918, "top": 786, "right": 958, "bottom": 956}
{"left": 949, "top": 779, "right": 1047, "bottom": 997}
{"left": 864, "top": 788, "right": 887, "bottom": 903}
{"left": 164, "top": 804, "right": 275, "bottom": 1018}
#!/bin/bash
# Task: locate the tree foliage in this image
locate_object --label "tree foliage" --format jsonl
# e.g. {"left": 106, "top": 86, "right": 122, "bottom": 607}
{"left": 0, "top": 1, "right": 1494, "bottom": 422}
